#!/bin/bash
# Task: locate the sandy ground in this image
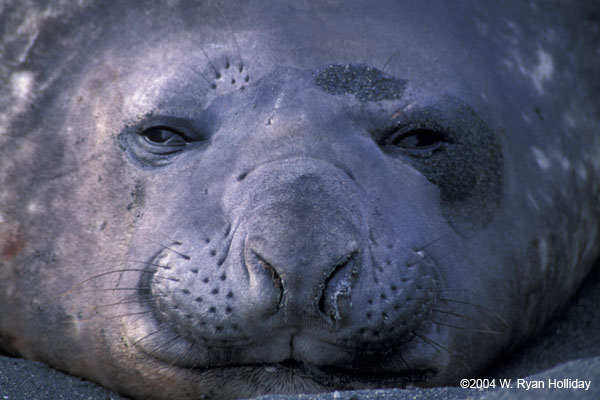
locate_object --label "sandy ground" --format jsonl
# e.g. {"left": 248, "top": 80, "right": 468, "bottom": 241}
{"left": 0, "top": 355, "right": 127, "bottom": 400}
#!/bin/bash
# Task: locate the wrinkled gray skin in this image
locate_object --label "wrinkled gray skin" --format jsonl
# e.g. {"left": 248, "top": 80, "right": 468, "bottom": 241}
{"left": 1, "top": 1, "right": 599, "bottom": 399}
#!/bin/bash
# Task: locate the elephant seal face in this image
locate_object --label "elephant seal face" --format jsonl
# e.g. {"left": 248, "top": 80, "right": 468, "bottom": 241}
{"left": 1, "top": 1, "right": 599, "bottom": 399}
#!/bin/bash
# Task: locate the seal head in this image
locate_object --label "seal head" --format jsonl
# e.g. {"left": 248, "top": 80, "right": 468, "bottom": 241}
{"left": 1, "top": 1, "right": 598, "bottom": 399}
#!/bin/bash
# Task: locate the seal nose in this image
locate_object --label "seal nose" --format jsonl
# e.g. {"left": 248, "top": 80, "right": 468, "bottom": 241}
{"left": 243, "top": 235, "right": 359, "bottom": 323}
{"left": 225, "top": 159, "right": 366, "bottom": 326}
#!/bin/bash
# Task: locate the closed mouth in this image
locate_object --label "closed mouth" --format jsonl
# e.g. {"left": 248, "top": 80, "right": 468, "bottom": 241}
{"left": 166, "top": 357, "right": 436, "bottom": 391}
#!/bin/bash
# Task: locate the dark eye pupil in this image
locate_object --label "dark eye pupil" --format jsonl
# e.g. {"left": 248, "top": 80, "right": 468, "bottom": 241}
{"left": 142, "top": 127, "right": 188, "bottom": 147}
{"left": 393, "top": 129, "right": 444, "bottom": 150}
{"left": 144, "top": 128, "right": 175, "bottom": 143}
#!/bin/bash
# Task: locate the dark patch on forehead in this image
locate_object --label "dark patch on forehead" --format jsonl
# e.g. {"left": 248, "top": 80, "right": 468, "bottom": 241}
{"left": 314, "top": 64, "right": 406, "bottom": 102}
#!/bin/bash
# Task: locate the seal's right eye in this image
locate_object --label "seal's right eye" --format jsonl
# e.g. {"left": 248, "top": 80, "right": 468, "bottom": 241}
{"left": 136, "top": 125, "right": 192, "bottom": 157}
{"left": 120, "top": 120, "right": 200, "bottom": 168}
{"left": 142, "top": 127, "right": 188, "bottom": 147}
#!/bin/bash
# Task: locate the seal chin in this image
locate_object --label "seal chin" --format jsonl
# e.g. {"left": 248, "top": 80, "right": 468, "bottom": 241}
{"left": 134, "top": 342, "right": 436, "bottom": 394}
{"left": 210, "top": 360, "right": 437, "bottom": 392}
{"left": 127, "top": 314, "right": 438, "bottom": 392}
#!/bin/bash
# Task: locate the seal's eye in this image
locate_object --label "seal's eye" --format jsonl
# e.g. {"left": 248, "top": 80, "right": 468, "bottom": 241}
{"left": 142, "top": 127, "right": 187, "bottom": 147}
{"left": 391, "top": 129, "right": 446, "bottom": 152}
{"left": 121, "top": 117, "right": 202, "bottom": 167}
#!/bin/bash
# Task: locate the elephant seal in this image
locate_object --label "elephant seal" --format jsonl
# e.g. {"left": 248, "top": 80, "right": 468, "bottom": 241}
{"left": 1, "top": 1, "right": 599, "bottom": 399}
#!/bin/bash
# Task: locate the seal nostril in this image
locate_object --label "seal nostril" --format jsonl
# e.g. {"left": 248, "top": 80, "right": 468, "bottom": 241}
{"left": 319, "top": 251, "right": 359, "bottom": 322}
{"left": 243, "top": 241, "right": 284, "bottom": 314}
{"left": 256, "top": 255, "right": 284, "bottom": 306}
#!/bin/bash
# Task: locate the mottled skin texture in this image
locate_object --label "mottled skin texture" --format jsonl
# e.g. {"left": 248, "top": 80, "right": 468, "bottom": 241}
{"left": 0, "top": 1, "right": 599, "bottom": 400}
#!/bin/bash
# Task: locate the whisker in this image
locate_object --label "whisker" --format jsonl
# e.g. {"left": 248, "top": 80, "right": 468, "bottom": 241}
{"left": 432, "top": 308, "right": 468, "bottom": 319}
{"left": 185, "top": 341, "right": 197, "bottom": 362}
{"left": 414, "top": 232, "right": 451, "bottom": 252}
{"left": 431, "top": 320, "right": 503, "bottom": 335}
{"left": 381, "top": 53, "right": 396, "bottom": 73}
{"left": 146, "top": 333, "right": 184, "bottom": 358}
{"left": 213, "top": 3, "right": 244, "bottom": 71}
{"left": 184, "top": 64, "right": 213, "bottom": 87}
{"left": 167, "top": 331, "right": 200, "bottom": 368}
{"left": 438, "top": 298, "right": 488, "bottom": 308}
{"left": 88, "top": 295, "right": 167, "bottom": 312}
{"left": 105, "top": 310, "right": 156, "bottom": 320}
{"left": 436, "top": 298, "right": 510, "bottom": 328}
{"left": 82, "top": 302, "right": 184, "bottom": 324}
{"left": 414, "top": 332, "right": 472, "bottom": 373}
{"left": 493, "top": 313, "right": 510, "bottom": 328}
{"left": 104, "top": 259, "right": 174, "bottom": 271}
{"left": 132, "top": 324, "right": 174, "bottom": 346}
{"left": 72, "top": 310, "right": 155, "bottom": 323}
{"left": 426, "top": 287, "right": 471, "bottom": 293}
{"left": 59, "top": 269, "right": 176, "bottom": 298}
{"left": 197, "top": 47, "right": 220, "bottom": 78}
{"left": 397, "top": 352, "right": 411, "bottom": 370}
{"left": 413, "top": 332, "right": 454, "bottom": 356}
{"left": 155, "top": 232, "right": 184, "bottom": 246}
{"left": 143, "top": 238, "right": 191, "bottom": 260}
{"left": 73, "top": 287, "right": 165, "bottom": 294}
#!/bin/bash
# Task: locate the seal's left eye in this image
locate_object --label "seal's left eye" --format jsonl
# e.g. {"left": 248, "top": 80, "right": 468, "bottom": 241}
{"left": 391, "top": 129, "right": 446, "bottom": 151}
{"left": 142, "top": 127, "right": 187, "bottom": 146}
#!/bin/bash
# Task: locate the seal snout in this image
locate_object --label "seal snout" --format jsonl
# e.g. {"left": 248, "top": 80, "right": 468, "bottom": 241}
{"left": 243, "top": 233, "right": 360, "bottom": 324}
{"left": 142, "top": 154, "right": 443, "bottom": 372}
{"left": 223, "top": 158, "right": 367, "bottom": 329}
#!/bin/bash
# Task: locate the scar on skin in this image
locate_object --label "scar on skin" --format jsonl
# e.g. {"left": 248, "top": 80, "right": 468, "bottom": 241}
{"left": 391, "top": 102, "right": 417, "bottom": 119}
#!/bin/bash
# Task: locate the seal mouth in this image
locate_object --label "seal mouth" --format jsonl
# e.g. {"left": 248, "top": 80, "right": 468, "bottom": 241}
{"left": 129, "top": 314, "right": 438, "bottom": 390}
{"left": 162, "top": 356, "right": 436, "bottom": 392}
